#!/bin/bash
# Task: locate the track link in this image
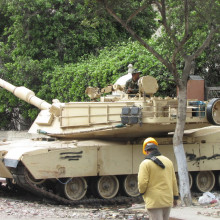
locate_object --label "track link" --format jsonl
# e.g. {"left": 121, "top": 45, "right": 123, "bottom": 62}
{"left": 12, "top": 165, "right": 142, "bottom": 206}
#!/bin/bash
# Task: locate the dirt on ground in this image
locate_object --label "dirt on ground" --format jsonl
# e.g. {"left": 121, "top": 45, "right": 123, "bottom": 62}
{"left": 0, "top": 184, "right": 219, "bottom": 220}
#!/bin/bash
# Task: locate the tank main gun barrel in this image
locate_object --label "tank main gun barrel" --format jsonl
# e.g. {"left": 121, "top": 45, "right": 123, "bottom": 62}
{"left": 0, "top": 78, "right": 51, "bottom": 110}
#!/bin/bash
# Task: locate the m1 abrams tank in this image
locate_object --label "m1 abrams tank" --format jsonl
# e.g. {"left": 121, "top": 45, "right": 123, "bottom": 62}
{"left": 0, "top": 69, "right": 220, "bottom": 204}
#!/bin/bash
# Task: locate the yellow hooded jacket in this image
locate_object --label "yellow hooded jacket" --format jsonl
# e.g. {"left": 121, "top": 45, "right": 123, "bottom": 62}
{"left": 138, "top": 155, "right": 179, "bottom": 209}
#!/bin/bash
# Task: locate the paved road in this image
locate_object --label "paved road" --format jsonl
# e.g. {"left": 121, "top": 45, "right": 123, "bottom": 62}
{"left": 170, "top": 206, "right": 219, "bottom": 220}
{"left": 0, "top": 204, "right": 219, "bottom": 220}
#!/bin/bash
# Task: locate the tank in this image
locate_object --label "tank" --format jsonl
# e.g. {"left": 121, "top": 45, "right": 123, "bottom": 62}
{"left": 0, "top": 69, "right": 220, "bottom": 204}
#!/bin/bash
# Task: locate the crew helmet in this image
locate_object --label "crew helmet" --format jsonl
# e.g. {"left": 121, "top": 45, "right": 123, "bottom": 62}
{"left": 132, "top": 69, "right": 142, "bottom": 75}
{"left": 142, "top": 137, "right": 158, "bottom": 155}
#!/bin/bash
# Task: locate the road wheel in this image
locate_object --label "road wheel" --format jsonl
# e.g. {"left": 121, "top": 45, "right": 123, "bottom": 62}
{"left": 25, "top": 170, "right": 46, "bottom": 185}
{"left": 188, "top": 172, "right": 193, "bottom": 189}
{"left": 97, "top": 176, "right": 119, "bottom": 199}
{"left": 217, "top": 172, "right": 220, "bottom": 189}
{"left": 123, "top": 174, "right": 139, "bottom": 197}
{"left": 195, "top": 171, "right": 215, "bottom": 192}
{"left": 63, "top": 177, "right": 87, "bottom": 200}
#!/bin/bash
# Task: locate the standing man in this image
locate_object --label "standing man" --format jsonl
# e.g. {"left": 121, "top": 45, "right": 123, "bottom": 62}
{"left": 138, "top": 137, "right": 179, "bottom": 220}
{"left": 124, "top": 69, "right": 142, "bottom": 94}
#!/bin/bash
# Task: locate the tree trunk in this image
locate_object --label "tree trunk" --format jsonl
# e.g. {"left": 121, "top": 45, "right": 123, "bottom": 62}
{"left": 173, "top": 66, "right": 192, "bottom": 206}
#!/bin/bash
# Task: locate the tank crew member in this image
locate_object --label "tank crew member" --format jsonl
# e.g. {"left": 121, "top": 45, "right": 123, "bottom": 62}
{"left": 124, "top": 69, "right": 142, "bottom": 94}
{"left": 138, "top": 137, "right": 179, "bottom": 220}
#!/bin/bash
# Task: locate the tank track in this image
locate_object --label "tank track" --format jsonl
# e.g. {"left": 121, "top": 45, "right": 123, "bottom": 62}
{"left": 12, "top": 165, "right": 143, "bottom": 206}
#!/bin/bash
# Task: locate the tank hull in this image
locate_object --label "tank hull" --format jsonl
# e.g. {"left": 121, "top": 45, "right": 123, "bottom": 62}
{"left": 1, "top": 127, "right": 220, "bottom": 177}
{"left": 0, "top": 126, "right": 219, "bottom": 201}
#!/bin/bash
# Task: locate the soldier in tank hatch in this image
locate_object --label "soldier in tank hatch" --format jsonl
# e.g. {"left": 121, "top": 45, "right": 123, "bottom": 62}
{"left": 124, "top": 69, "right": 142, "bottom": 94}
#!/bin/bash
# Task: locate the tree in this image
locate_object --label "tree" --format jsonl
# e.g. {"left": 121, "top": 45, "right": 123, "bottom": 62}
{"left": 94, "top": 0, "right": 219, "bottom": 205}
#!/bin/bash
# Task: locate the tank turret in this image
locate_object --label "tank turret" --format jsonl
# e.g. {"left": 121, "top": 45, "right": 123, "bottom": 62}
{"left": 1, "top": 71, "right": 220, "bottom": 140}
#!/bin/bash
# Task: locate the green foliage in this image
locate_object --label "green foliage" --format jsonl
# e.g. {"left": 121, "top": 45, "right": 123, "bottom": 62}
{"left": 2, "top": 0, "right": 131, "bottom": 63}
{"left": 196, "top": 33, "right": 220, "bottom": 86}
{"left": 42, "top": 39, "right": 175, "bottom": 104}
{"left": 82, "top": 0, "right": 158, "bottom": 39}
{"left": 160, "top": 0, "right": 220, "bottom": 62}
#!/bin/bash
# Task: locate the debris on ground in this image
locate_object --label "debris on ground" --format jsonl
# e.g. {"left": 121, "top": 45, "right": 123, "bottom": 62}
{"left": 194, "top": 191, "right": 220, "bottom": 218}
{"left": 198, "top": 192, "right": 219, "bottom": 205}
{"left": 0, "top": 185, "right": 220, "bottom": 219}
